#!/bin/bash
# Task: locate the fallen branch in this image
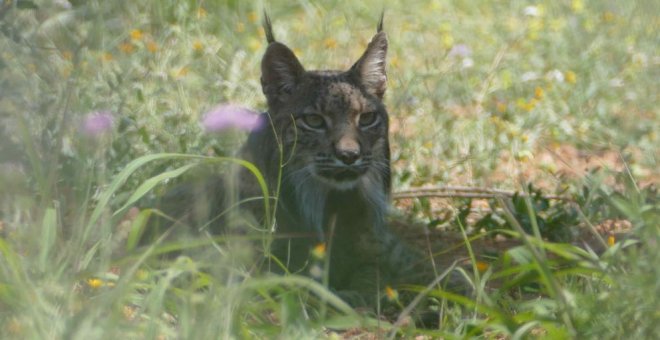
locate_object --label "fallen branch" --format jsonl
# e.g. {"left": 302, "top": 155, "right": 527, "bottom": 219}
{"left": 393, "top": 186, "right": 571, "bottom": 201}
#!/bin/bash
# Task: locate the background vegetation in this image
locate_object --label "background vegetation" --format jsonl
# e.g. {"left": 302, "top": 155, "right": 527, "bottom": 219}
{"left": 0, "top": 0, "right": 657, "bottom": 338}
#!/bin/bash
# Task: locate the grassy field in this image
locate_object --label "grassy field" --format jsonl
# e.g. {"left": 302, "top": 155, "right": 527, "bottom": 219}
{"left": 1, "top": 0, "right": 658, "bottom": 338}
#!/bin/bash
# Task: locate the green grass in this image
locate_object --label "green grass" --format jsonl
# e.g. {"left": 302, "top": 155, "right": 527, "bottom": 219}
{"left": 1, "top": 0, "right": 658, "bottom": 338}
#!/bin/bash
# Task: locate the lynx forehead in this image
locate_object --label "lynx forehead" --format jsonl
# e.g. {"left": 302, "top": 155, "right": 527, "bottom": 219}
{"left": 325, "top": 82, "right": 370, "bottom": 112}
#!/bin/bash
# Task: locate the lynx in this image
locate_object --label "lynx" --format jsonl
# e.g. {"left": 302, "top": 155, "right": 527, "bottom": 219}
{"left": 157, "top": 14, "right": 451, "bottom": 305}
{"left": 242, "top": 15, "right": 400, "bottom": 294}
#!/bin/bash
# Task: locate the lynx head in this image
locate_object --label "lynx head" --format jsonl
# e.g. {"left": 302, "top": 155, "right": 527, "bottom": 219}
{"left": 260, "top": 15, "right": 389, "bottom": 186}
{"left": 259, "top": 14, "right": 390, "bottom": 232}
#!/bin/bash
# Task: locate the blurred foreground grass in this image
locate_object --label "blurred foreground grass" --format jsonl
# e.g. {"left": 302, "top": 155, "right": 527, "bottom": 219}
{"left": 0, "top": 0, "right": 658, "bottom": 338}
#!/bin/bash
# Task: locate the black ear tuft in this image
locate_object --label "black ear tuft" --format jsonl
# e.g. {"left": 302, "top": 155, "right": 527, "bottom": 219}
{"left": 263, "top": 11, "right": 276, "bottom": 44}
{"left": 261, "top": 42, "right": 305, "bottom": 105}
{"left": 350, "top": 29, "right": 388, "bottom": 98}
{"left": 377, "top": 11, "right": 384, "bottom": 33}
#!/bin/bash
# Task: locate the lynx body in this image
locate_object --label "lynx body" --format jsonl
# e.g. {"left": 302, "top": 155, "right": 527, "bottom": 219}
{"left": 158, "top": 16, "right": 428, "bottom": 301}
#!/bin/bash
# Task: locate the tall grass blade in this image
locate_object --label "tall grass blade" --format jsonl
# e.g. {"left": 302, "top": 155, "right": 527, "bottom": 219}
{"left": 113, "top": 163, "right": 199, "bottom": 217}
{"left": 38, "top": 207, "right": 58, "bottom": 273}
{"left": 125, "top": 208, "right": 154, "bottom": 252}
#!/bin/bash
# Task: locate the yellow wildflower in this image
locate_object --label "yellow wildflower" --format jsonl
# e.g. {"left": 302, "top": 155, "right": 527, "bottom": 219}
{"left": 101, "top": 52, "right": 114, "bottom": 62}
{"left": 571, "top": 0, "right": 584, "bottom": 13}
{"left": 385, "top": 285, "right": 399, "bottom": 301}
{"left": 475, "top": 261, "right": 489, "bottom": 272}
{"left": 602, "top": 11, "right": 615, "bottom": 23}
{"left": 427, "top": 1, "right": 442, "bottom": 11}
{"left": 119, "top": 42, "right": 135, "bottom": 54}
{"left": 608, "top": 235, "right": 616, "bottom": 247}
{"left": 192, "top": 40, "right": 204, "bottom": 52}
{"left": 248, "top": 38, "right": 261, "bottom": 52}
{"left": 496, "top": 101, "right": 507, "bottom": 113}
{"left": 247, "top": 11, "right": 258, "bottom": 23}
{"left": 527, "top": 19, "right": 543, "bottom": 40}
{"left": 324, "top": 38, "right": 338, "bottom": 49}
{"left": 516, "top": 98, "right": 536, "bottom": 112}
{"left": 534, "top": 86, "right": 544, "bottom": 100}
{"left": 197, "top": 7, "right": 207, "bottom": 18}
{"left": 176, "top": 67, "right": 189, "bottom": 77}
{"left": 441, "top": 33, "right": 454, "bottom": 49}
{"left": 515, "top": 150, "right": 534, "bottom": 162}
{"left": 312, "top": 243, "right": 326, "bottom": 259}
{"left": 490, "top": 116, "right": 508, "bottom": 133}
{"left": 235, "top": 22, "right": 245, "bottom": 33}
{"left": 520, "top": 133, "right": 529, "bottom": 142}
{"left": 130, "top": 29, "right": 143, "bottom": 41}
{"left": 146, "top": 41, "right": 158, "bottom": 53}
{"left": 87, "top": 278, "right": 103, "bottom": 289}
{"left": 565, "top": 70, "right": 577, "bottom": 84}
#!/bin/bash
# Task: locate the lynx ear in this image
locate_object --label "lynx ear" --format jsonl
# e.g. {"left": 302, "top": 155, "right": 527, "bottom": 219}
{"left": 261, "top": 42, "right": 305, "bottom": 104}
{"left": 350, "top": 31, "right": 388, "bottom": 98}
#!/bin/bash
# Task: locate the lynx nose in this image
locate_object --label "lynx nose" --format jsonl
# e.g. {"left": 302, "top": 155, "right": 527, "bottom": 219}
{"left": 335, "top": 136, "right": 361, "bottom": 165}
{"left": 336, "top": 148, "right": 360, "bottom": 165}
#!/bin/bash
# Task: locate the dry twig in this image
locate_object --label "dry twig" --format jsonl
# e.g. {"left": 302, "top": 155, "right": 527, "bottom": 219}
{"left": 393, "top": 186, "right": 571, "bottom": 201}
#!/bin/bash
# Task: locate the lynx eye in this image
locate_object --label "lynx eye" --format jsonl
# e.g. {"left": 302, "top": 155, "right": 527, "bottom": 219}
{"left": 300, "top": 114, "right": 326, "bottom": 130}
{"left": 358, "top": 111, "right": 379, "bottom": 128}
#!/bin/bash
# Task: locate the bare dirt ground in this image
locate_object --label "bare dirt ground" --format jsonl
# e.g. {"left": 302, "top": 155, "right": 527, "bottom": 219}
{"left": 390, "top": 142, "right": 651, "bottom": 270}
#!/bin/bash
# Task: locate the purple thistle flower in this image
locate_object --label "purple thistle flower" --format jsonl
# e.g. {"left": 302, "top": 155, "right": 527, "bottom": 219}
{"left": 448, "top": 44, "right": 472, "bottom": 58}
{"left": 81, "top": 111, "right": 114, "bottom": 136}
{"left": 202, "top": 104, "right": 262, "bottom": 132}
